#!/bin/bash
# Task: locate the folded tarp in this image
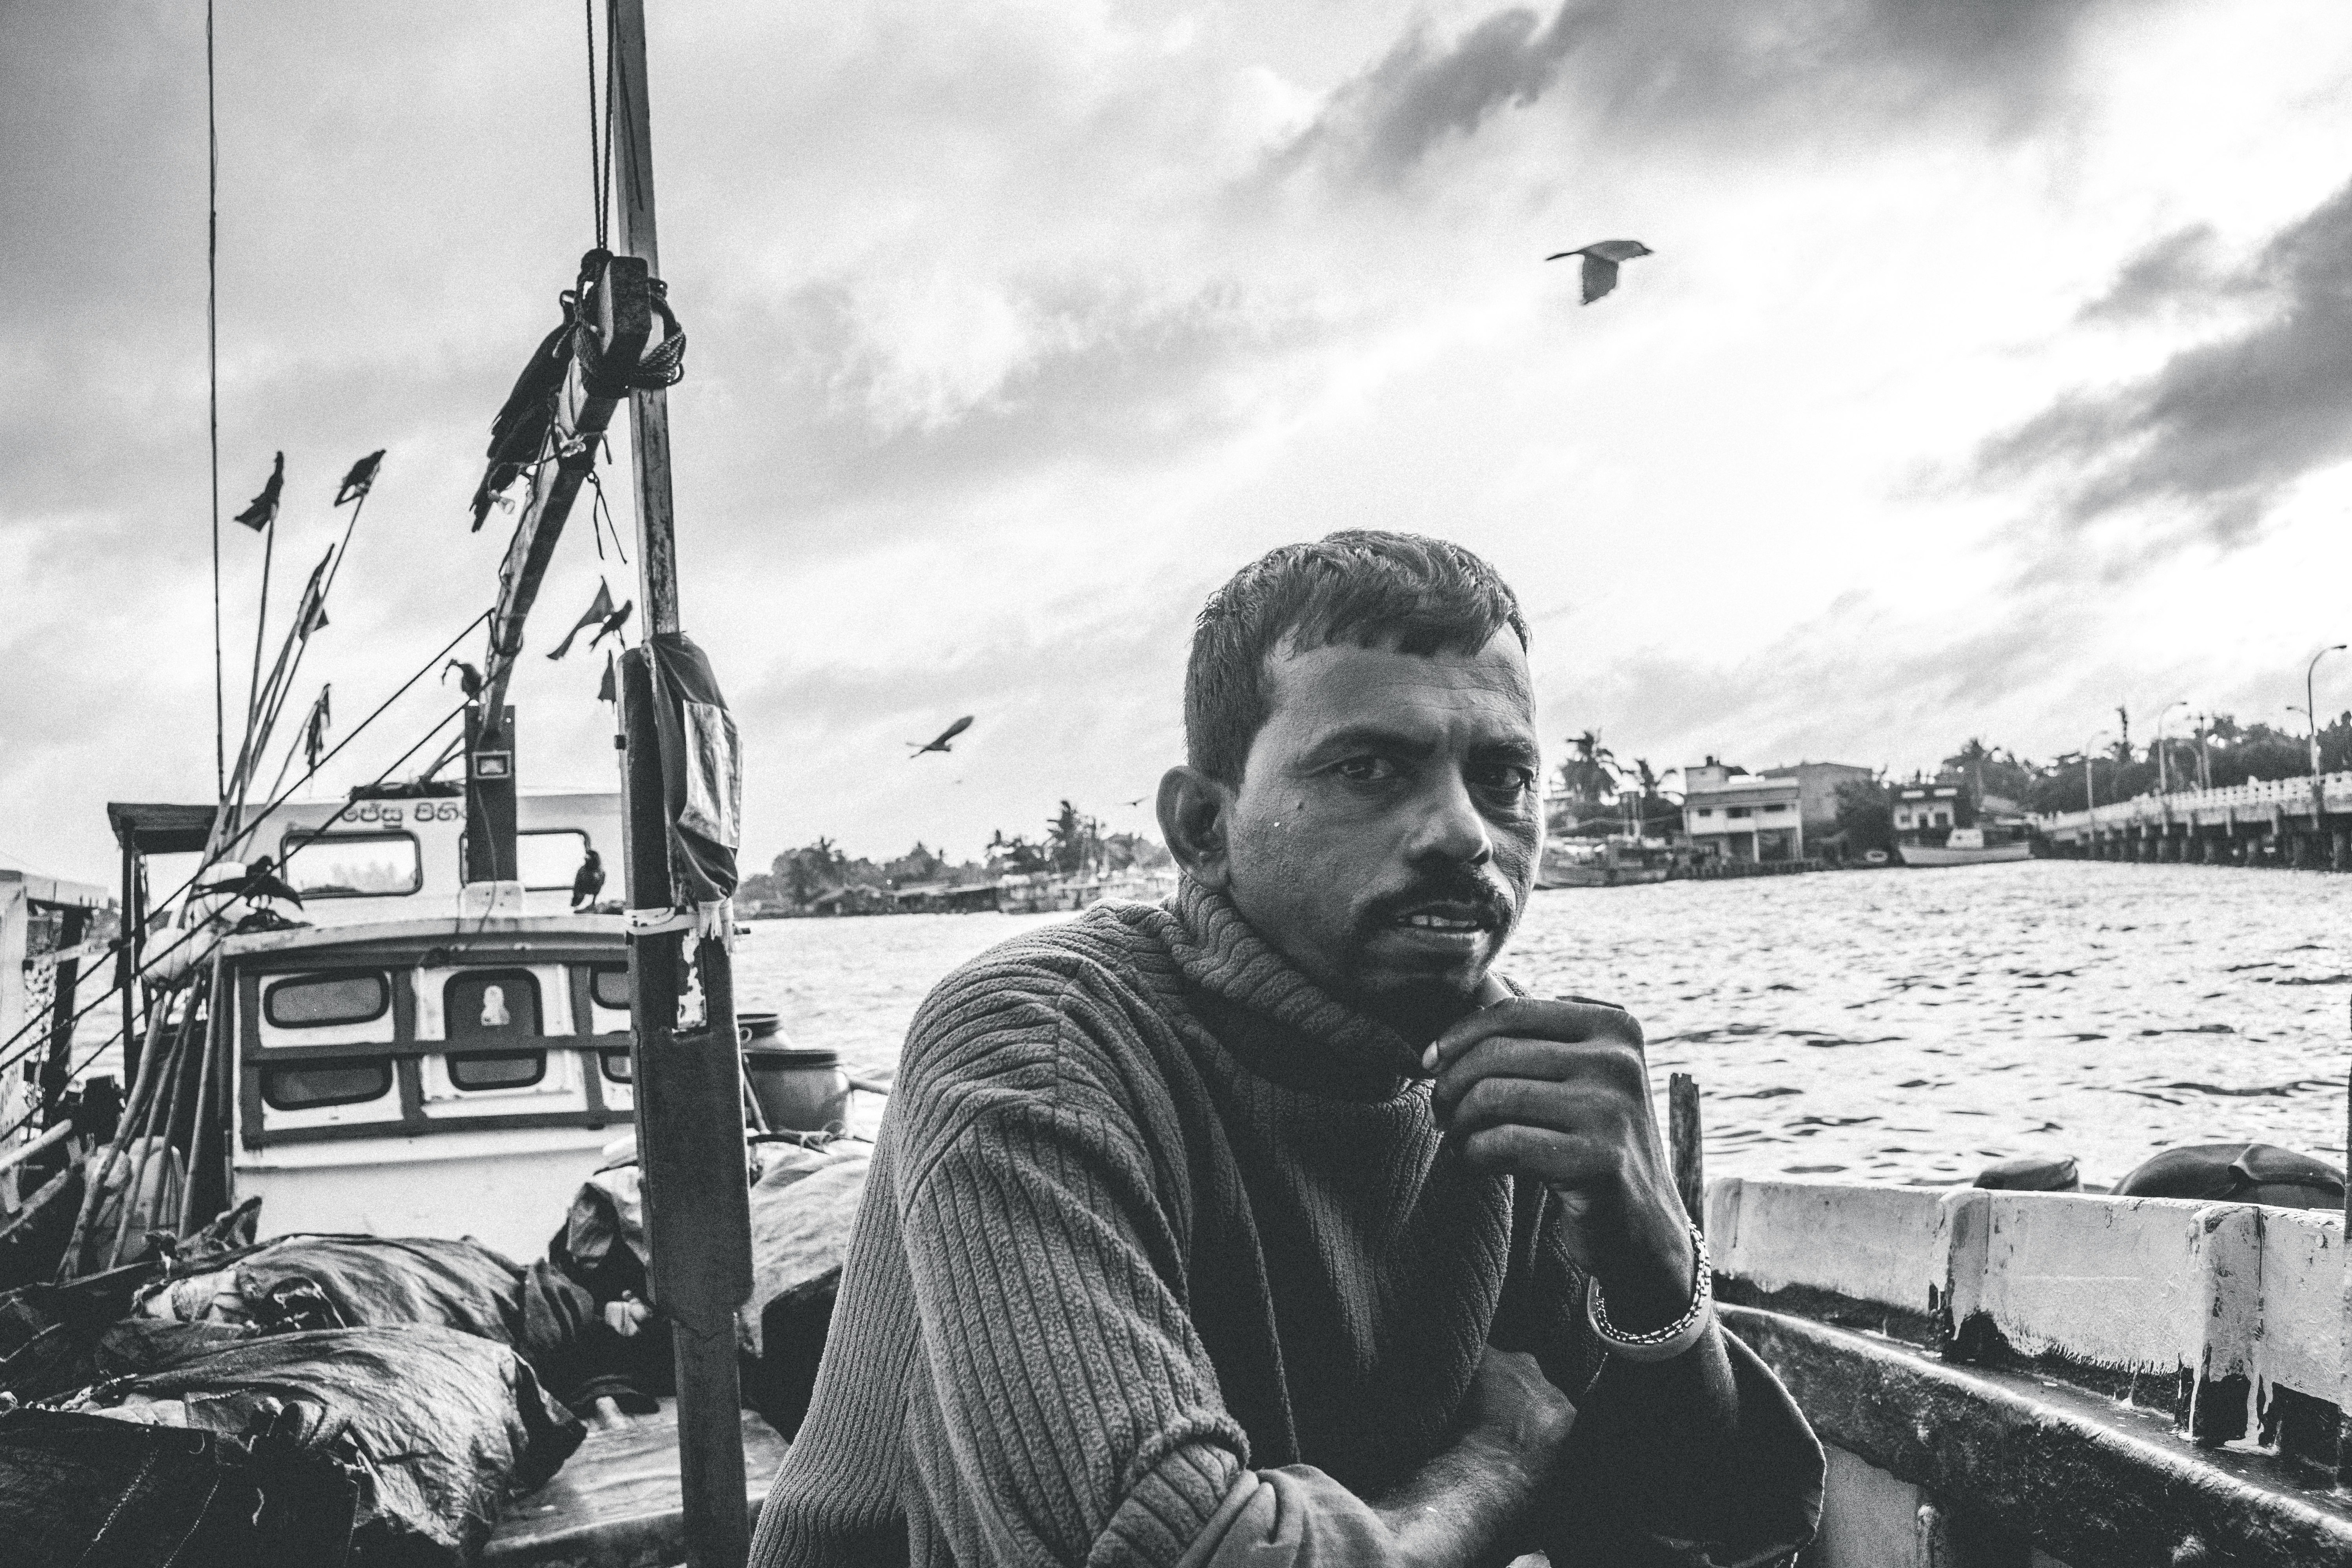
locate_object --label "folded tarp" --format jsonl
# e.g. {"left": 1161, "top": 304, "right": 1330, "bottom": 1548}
{"left": 55, "top": 1323, "right": 583, "bottom": 1564}
{"left": 0, "top": 1408, "right": 357, "bottom": 1567}
{"left": 138, "top": 1232, "right": 661, "bottom": 1413}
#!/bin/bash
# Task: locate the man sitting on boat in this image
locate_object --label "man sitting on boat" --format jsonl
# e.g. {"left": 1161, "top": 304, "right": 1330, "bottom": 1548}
{"left": 755, "top": 532, "right": 1823, "bottom": 1568}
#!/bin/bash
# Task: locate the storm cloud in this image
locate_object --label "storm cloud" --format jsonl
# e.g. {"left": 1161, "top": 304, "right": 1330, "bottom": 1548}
{"left": 1977, "top": 178, "right": 2352, "bottom": 553}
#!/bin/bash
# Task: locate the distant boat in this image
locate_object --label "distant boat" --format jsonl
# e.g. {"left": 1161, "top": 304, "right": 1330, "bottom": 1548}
{"left": 1537, "top": 835, "right": 1673, "bottom": 888}
{"left": 1896, "top": 825, "right": 2031, "bottom": 867}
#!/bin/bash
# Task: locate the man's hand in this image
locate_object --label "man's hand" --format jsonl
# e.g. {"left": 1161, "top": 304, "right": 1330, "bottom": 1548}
{"left": 1424, "top": 999, "right": 1696, "bottom": 1332}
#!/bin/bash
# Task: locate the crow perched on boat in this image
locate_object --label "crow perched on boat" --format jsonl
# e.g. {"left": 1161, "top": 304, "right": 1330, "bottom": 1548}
{"left": 335, "top": 449, "right": 385, "bottom": 506}
{"left": 468, "top": 317, "right": 573, "bottom": 531}
{"left": 443, "top": 660, "right": 484, "bottom": 699}
{"left": 228, "top": 855, "right": 305, "bottom": 908}
{"left": 587, "top": 599, "right": 633, "bottom": 652}
{"left": 1544, "top": 239, "right": 1653, "bottom": 304}
{"left": 548, "top": 581, "right": 617, "bottom": 660}
{"left": 235, "top": 452, "right": 285, "bottom": 531}
{"left": 571, "top": 848, "right": 606, "bottom": 911}
{"left": 909, "top": 715, "right": 974, "bottom": 757}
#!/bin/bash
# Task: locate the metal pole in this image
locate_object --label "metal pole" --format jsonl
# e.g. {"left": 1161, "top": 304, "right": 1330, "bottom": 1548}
{"left": 610, "top": 5, "right": 751, "bottom": 1564}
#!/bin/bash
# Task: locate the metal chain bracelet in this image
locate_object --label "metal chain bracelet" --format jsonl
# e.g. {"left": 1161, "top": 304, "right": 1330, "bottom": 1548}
{"left": 1584, "top": 1219, "right": 1714, "bottom": 1363}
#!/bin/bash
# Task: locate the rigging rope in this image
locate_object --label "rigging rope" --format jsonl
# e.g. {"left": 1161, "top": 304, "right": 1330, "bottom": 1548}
{"left": 584, "top": 0, "right": 610, "bottom": 251}
{"left": 0, "top": 608, "right": 492, "bottom": 1069}
{"left": 207, "top": 0, "right": 224, "bottom": 800}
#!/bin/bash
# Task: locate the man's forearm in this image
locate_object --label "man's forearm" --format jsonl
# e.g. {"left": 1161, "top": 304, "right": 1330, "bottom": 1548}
{"left": 1366, "top": 1426, "right": 1556, "bottom": 1568}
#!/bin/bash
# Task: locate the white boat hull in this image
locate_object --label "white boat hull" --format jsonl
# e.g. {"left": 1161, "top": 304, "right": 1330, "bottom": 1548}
{"left": 1896, "top": 841, "right": 2031, "bottom": 867}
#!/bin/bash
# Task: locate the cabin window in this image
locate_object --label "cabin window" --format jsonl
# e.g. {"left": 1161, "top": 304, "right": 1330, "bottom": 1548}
{"left": 448, "top": 1050, "right": 546, "bottom": 1091}
{"left": 282, "top": 832, "right": 423, "bottom": 898}
{"left": 1726, "top": 807, "right": 1752, "bottom": 819}
{"left": 1694, "top": 808, "right": 1714, "bottom": 818}
{"left": 601, "top": 1049, "right": 633, "bottom": 1083}
{"left": 265, "top": 971, "right": 390, "bottom": 1028}
{"left": 445, "top": 969, "right": 541, "bottom": 1044}
{"left": 590, "top": 965, "right": 631, "bottom": 1011}
{"left": 518, "top": 829, "right": 593, "bottom": 893}
{"left": 261, "top": 1058, "right": 394, "bottom": 1110}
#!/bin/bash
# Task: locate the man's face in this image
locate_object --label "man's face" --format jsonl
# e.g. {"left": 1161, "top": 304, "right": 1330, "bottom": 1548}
{"left": 1220, "top": 632, "right": 1542, "bottom": 1033}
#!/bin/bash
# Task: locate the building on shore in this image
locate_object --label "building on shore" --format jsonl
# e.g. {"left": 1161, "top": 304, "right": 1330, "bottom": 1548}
{"left": 1682, "top": 759, "right": 1806, "bottom": 864}
{"left": 1759, "top": 761, "right": 1877, "bottom": 861}
{"left": 1892, "top": 778, "right": 1966, "bottom": 849}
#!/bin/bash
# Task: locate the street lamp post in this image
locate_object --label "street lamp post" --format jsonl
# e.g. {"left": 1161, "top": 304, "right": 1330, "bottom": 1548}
{"left": 2305, "top": 645, "right": 2345, "bottom": 778}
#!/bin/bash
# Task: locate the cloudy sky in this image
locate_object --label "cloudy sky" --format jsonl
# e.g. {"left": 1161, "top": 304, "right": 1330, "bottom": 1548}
{"left": 7, "top": 0, "right": 2352, "bottom": 885}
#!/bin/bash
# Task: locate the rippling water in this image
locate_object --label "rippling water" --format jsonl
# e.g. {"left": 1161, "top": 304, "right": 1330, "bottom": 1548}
{"left": 732, "top": 861, "right": 2350, "bottom": 1188}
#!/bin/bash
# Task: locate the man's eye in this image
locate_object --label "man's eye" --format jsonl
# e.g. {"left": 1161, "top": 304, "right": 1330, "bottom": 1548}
{"left": 1472, "top": 764, "right": 1536, "bottom": 794}
{"left": 1333, "top": 756, "right": 1397, "bottom": 783}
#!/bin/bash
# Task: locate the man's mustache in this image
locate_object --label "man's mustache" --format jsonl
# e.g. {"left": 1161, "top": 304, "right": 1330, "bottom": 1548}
{"left": 1357, "top": 869, "right": 1518, "bottom": 934}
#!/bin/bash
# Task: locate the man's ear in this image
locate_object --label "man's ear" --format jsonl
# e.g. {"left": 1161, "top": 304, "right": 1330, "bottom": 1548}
{"left": 1157, "top": 765, "right": 1234, "bottom": 888}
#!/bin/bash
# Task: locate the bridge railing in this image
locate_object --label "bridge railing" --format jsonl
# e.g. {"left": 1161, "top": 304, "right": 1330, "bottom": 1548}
{"left": 2033, "top": 770, "right": 2352, "bottom": 836}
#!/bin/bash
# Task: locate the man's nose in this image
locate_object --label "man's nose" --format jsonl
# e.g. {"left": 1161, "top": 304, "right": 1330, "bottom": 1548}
{"left": 1407, "top": 770, "right": 1495, "bottom": 866}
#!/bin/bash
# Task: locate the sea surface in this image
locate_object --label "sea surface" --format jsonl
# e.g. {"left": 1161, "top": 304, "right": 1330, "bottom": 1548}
{"left": 731, "top": 860, "right": 2351, "bottom": 1189}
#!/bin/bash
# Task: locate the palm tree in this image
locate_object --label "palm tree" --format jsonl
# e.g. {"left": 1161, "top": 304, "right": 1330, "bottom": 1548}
{"left": 1555, "top": 731, "right": 1619, "bottom": 808}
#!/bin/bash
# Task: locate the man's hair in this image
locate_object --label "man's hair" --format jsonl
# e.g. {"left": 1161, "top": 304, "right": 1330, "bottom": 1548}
{"left": 1184, "top": 530, "right": 1529, "bottom": 785}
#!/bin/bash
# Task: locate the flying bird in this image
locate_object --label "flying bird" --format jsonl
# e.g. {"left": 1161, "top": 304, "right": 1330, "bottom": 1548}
{"left": 547, "top": 581, "right": 617, "bottom": 660}
{"left": 234, "top": 452, "right": 286, "bottom": 531}
{"left": 1544, "top": 239, "right": 1653, "bottom": 305}
{"left": 443, "top": 660, "right": 484, "bottom": 700}
{"left": 586, "top": 599, "right": 633, "bottom": 652}
{"left": 909, "top": 715, "right": 975, "bottom": 757}
{"left": 335, "top": 449, "right": 385, "bottom": 506}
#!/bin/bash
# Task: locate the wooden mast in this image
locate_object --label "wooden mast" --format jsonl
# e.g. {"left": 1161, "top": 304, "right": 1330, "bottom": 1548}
{"left": 609, "top": 6, "right": 755, "bottom": 1567}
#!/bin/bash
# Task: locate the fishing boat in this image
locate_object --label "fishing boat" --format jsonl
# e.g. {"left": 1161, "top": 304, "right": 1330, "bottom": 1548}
{"left": 1536, "top": 834, "right": 1675, "bottom": 888}
{"left": 1897, "top": 826, "right": 2034, "bottom": 868}
{"left": 0, "top": 3, "right": 837, "bottom": 1560}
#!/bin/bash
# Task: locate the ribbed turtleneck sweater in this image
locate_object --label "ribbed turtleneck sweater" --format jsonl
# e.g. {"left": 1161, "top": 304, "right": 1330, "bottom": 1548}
{"left": 751, "top": 882, "right": 1818, "bottom": 1568}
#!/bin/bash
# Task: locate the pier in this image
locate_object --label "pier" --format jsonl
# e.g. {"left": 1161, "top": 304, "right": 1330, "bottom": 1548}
{"left": 2033, "top": 771, "right": 2352, "bottom": 867}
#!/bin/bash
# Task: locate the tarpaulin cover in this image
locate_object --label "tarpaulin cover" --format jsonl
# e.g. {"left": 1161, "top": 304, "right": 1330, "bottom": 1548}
{"left": 644, "top": 633, "right": 741, "bottom": 907}
{"left": 552, "top": 1141, "right": 871, "bottom": 1436}
{"left": 0, "top": 1262, "right": 160, "bottom": 1402}
{"left": 64, "top": 1323, "right": 583, "bottom": 1564}
{"left": 0, "top": 1408, "right": 357, "bottom": 1567}
{"left": 142, "top": 1233, "right": 659, "bottom": 1413}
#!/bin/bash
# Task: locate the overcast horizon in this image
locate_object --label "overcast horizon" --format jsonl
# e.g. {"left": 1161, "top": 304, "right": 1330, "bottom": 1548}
{"left": 7, "top": 0, "right": 2352, "bottom": 887}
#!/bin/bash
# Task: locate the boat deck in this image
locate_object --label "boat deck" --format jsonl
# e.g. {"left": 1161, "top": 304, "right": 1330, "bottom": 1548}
{"left": 485, "top": 1403, "right": 789, "bottom": 1567}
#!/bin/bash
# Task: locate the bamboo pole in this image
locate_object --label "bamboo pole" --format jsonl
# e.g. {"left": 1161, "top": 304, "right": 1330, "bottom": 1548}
{"left": 54, "top": 993, "right": 175, "bottom": 1279}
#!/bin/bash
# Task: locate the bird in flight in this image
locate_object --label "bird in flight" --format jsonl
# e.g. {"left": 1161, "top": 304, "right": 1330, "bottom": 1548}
{"left": 910, "top": 715, "right": 975, "bottom": 757}
{"left": 1544, "top": 240, "right": 1653, "bottom": 305}
{"left": 587, "top": 599, "right": 634, "bottom": 652}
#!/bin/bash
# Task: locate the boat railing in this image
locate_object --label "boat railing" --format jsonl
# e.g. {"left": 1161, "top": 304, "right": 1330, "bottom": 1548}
{"left": 1709, "top": 1176, "right": 2352, "bottom": 1565}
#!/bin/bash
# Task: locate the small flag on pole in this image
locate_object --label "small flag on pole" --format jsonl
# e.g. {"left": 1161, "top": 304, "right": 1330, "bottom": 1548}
{"left": 335, "top": 449, "right": 385, "bottom": 506}
{"left": 303, "top": 685, "right": 332, "bottom": 770}
{"left": 598, "top": 651, "right": 617, "bottom": 704}
{"left": 548, "top": 580, "right": 617, "bottom": 661}
{"left": 235, "top": 452, "right": 286, "bottom": 532}
{"left": 294, "top": 548, "right": 334, "bottom": 640}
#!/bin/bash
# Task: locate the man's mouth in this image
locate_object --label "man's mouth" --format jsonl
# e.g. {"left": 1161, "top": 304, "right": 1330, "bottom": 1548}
{"left": 1395, "top": 904, "right": 1493, "bottom": 933}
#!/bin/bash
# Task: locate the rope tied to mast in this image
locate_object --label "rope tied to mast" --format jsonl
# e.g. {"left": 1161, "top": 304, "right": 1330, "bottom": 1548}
{"left": 566, "top": 247, "right": 688, "bottom": 399}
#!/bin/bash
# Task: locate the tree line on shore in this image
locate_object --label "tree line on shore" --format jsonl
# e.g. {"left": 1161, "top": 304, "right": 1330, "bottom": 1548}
{"left": 739, "top": 799, "right": 1172, "bottom": 911}
{"left": 1548, "top": 711, "right": 2352, "bottom": 852}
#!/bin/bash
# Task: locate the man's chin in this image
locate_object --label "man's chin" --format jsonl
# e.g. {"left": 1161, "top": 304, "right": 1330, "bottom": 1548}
{"left": 1343, "top": 927, "right": 1499, "bottom": 1042}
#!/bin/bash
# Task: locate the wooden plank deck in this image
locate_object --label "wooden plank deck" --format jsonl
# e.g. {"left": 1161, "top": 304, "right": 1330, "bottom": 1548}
{"left": 485, "top": 1403, "right": 788, "bottom": 1568}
